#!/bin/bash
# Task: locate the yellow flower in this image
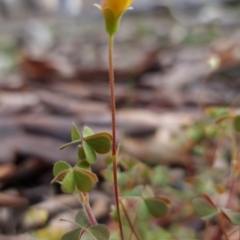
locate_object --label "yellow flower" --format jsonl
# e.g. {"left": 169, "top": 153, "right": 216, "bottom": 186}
{"left": 94, "top": 0, "right": 133, "bottom": 35}
{"left": 101, "top": 0, "right": 133, "bottom": 17}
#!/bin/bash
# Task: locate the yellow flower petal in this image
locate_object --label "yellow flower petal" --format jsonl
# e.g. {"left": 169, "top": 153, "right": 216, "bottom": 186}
{"left": 101, "top": 0, "right": 133, "bottom": 16}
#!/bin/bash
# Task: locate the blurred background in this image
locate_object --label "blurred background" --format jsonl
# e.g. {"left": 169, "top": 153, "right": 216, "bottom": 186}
{"left": 1, "top": 0, "right": 240, "bottom": 239}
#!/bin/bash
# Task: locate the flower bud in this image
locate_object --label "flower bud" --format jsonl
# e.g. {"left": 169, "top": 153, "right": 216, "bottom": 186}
{"left": 95, "top": 0, "right": 133, "bottom": 35}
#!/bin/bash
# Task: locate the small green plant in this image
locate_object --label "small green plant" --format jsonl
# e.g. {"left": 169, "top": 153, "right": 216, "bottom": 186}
{"left": 51, "top": 1, "right": 169, "bottom": 239}
{"left": 51, "top": 0, "right": 240, "bottom": 239}
{"left": 190, "top": 110, "right": 240, "bottom": 239}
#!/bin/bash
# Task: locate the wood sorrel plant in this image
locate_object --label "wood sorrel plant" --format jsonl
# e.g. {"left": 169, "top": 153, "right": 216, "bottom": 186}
{"left": 94, "top": 1, "right": 133, "bottom": 239}
{"left": 52, "top": 1, "right": 169, "bottom": 240}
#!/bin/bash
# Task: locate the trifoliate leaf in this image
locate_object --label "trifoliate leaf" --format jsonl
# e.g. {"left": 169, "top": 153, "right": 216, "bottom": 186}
{"left": 61, "top": 170, "right": 75, "bottom": 194}
{"left": 51, "top": 170, "right": 69, "bottom": 184}
{"left": 79, "top": 169, "right": 98, "bottom": 183}
{"left": 59, "top": 140, "right": 81, "bottom": 150}
{"left": 71, "top": 123, "right": 82, "bottom": 141}
{"left": 87, "top": 224, "right": 110, "bottom": 240}
{"left": 78, "top": 146, "right": 86, "bottom": 160}
{"left": 53, "top": 161, "right": 71, "bottom": 177}
{"left": 144, "top": 197, "right": 168, "bottom": 218}
{"left": 130, "top": 185, "right": 144, "bottom": 197}
{"left": 83, "top": 141, "right": 96, "bottom": 164}
{"left": 192, "top": 197, "right": 218, "bottom": 220}
{"left": 221, "top": 209, "right": 240, "bottom": 225}
{"left": 77, "top": 160, "right": 91, "bottom": 171}
{"left": 141, "top": 185, "right": 154, "bottom": 198}
{"left": 61, "top": 229, "right": 81, "bottom": 240}
{"left": 85, "top": 132, "right": 112, "bottom": 154}
{"left": 83, "top": 126, "right": 94, "bottom": 137}
{"left": 136, "top": 199, "right": 149, "bottom": 221}
{"left": 80, "top": 232, "right": 92, "bottom": 240}
{"left": 75, "top": 209, "right": 90, "bottom": 228}
{"left": 74, "top": 169, "right": 96, "bottom": 192}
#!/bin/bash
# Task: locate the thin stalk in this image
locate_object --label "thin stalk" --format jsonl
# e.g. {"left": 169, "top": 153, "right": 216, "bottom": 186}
{"left": 128, "top": 216, "right": 137, "bottom": 240}
{"left": 120, "top": 199, "right": 141, "bottom": 240}
{"left": 84, "top": 203, "right": 98, "bottom": 226}
{"left": 108, "top": 34, "right": 124, "bottom": 240}
{"left": 219, "top": 215, "right": 229, "bottom": 240}
{"left": 231, "top": 127, "right": 237, "bottom": 169}
{"left": 78, "top": 191, "right": 98, "bottom": 226}
{"left": 224, "top": 128, "right": 237, "bottom": 214}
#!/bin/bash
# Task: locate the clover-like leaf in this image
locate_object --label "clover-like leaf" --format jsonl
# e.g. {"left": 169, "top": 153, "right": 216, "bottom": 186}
{"left": 51, "top": 170, "right": 69, "bottom": 184}
{"left": 87, "top": 224, "right": 110, "bottom": 240}
{"left": 61, "top": 170, "right": 75, "bottom": 194}
{"left": 80, "top": 169, "right": 98, "bottom": 183}
{"left": 62, "top": 229, "right": 81, "bottom": 240}
{"left": 117, "top": 172, "right": 130, "bottom": 186}
{"left": 78, "top": 146, "right": 86, "bottom": 160}
{"left": 83, "top": 141, "right": 96, "bottom": 164}
{"left": 71, "top": 123, "right": 82, "bottom": 141}
{"left": 130, "top": 185, "right": 144, "bottom": 197}
{"left": 74, "top": 169, "right": 97, "bottom": 192}
{"left": 75, "top": 209, "right": 90, "bottom": 228}
{"left": 59, "top": 140, "right": 81, "bottom": 150}
{"left": 233, "top": 115, "right": 240, "bottom": 132}
{"left": 53, "top": 161, "right": 71, "bottom": 177}
{"left": 136, "top": 199, "right": 149, "bottom": 221}
{"left": 144, "top": 197, "right": 168, "bottom": 218}
{"left": 221, "top": 209, "right": 240, "bottom": 225}
{"left": 80, "top": 232, "right": 93, "bottom": 240}
{"left": 192, "top": 197, "right": 219, "bottom": 220}
{"left": 102, "top": 168, "right": 113, "bottom": 182}
{"left": 129, "top": 185, "right": 154, "bottom": 198}
{"left": 120, "top": 157, "right": 138, "bottom": 169}
{"left": 155, "top": 197, "right": 171, "bottom": 205}
{"left": 77, "top": 160, "right": 91, "bottom": 171}
{"left": 83, "top": 126, "right": 95, "bottom": 137}
{"left": 151, "top": 166, "right": 170, "bottom": 186}
{"left": 141, "top": 185, "right": 154, "bottom": 198}
{"left": 85, "top": 132, "right": 112, "bottom": 154}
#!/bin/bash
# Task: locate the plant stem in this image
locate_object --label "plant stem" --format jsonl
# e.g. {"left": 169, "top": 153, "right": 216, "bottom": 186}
{"left": 127, "top": 214, "right": 138, "bottom": 240}
{"left": 219, "top": 214, "right": 229, "bottom": 240}
{"left": 78, "top": 191, "right": 98, "bottom": 226}
{"left": 119, "top": 199, "right": 141, "bottom": 240}
{"left": 108, "top": 34, "right": 124, "bottom": 240}
{"left": 84, "top": 203, "right": 98, "bottom": 226}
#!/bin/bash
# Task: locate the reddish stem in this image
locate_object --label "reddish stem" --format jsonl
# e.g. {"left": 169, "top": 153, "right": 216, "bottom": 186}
{"left": 108, "top": 34, "right": 124, "bottom": 240}
{"left": 77, "top": 191, "right": 97, "bottom": 226}
{"left": 219, "top": 214, "right": 229, "bottom": 240}
{"left": 120, "top": 199, "right": 141, "bottom": 240}
{"left": 84, "top": 203, "right": 98, "bottom": 226}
